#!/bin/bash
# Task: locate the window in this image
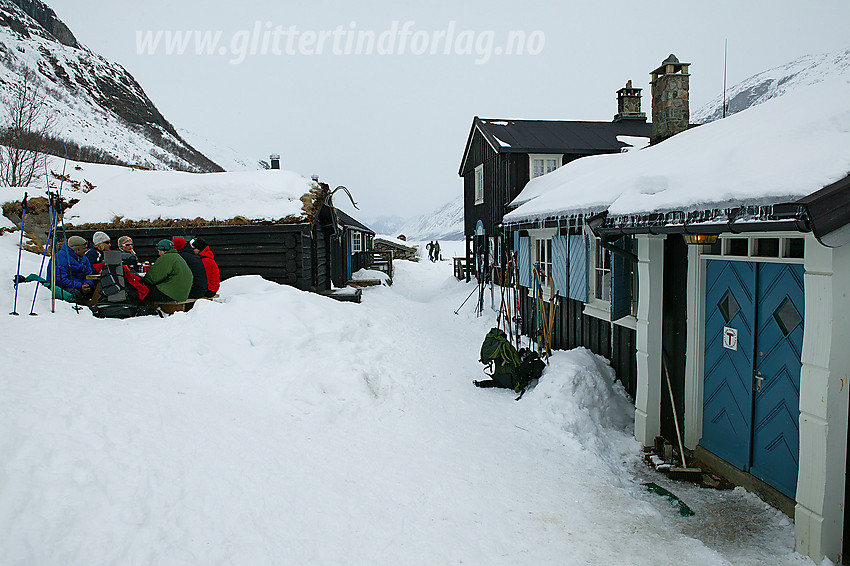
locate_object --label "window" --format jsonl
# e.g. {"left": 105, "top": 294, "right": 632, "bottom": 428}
{"left": 594, "top": 236, "right": 611, "bottom": 301}
{"left": 701, "top": 234, "right": 805, "bottom": 262}
{"left": 474, "top": 165, "right": 484, "bottom": 204}
{"left": 351, "top": 231, "right": 362, "bottom": 253}
{"left": 529, "top": 154, "right": 562, "bottom": 179}
{"left": 365, "top": 234, "right": 373, "bottom": 251}
{"left": 536, "top": 238, "right": 552, "bottom": 279}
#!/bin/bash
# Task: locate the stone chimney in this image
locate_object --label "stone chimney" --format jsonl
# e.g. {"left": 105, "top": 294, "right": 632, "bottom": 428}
{"left": 650, "top": 54, "right": 690, "bottom": 144}
{"left": 613, "top": 80, "right": 646, "bottom": 122}
{"left": 269, "top": 154, "right": 280, "bottom": 169}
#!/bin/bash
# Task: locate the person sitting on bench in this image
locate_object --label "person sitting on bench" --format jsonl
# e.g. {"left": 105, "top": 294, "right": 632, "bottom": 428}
{"left": 190, "top": 237, "right": 220, "bottom": 297}
{"left": 173, "top": 237, "right": 208, "bottom": 299}
{"left": 47, "top": 235, "right": 94, "bottom": 304}
{"left": 141, "top": 239, "right": 192, "bottom": 302}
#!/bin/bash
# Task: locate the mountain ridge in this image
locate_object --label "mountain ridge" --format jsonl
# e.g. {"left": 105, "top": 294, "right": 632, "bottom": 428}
{"left": 0, "top": 0, "right": 223, "bottom": 173}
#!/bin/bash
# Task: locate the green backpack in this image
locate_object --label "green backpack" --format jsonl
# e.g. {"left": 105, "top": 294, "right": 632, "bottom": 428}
{"left": 479, "top": 328, "right": 522, "bottom": 390}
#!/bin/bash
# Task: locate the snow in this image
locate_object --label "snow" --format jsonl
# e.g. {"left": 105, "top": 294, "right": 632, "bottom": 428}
{"left": 0, "top": 231, "right": 812, "bottom": 565}
{"left": 693, "top": 48, "right": 850, "bottom": 124}
{"left": 374, "top": 234, "right": 418, "bottom": 249}
{"left": 396, "top": 196, "right": 464, "bottom": 241}
{"left": 0, "top": 159, "right": 316, "bottom": 224}
{"left": 617, "top": 135, "right": 650, "bottom": 151}
{"left": 506, "top": 75, "right": 850, "bottom": 223}
{"left": 494, "top": 135, "right": 512, "bottom": 148}
{"left": 0, "top": 22, "right": 208, "bottom": 173}
{"left": 351, "top": 268, "right": 390, "bottom": 283}
{"left": 38, "top": 165, "right": 316, "bottom": 224}
{"left": 177, "top": 128, "right": 257, "bottom": 172}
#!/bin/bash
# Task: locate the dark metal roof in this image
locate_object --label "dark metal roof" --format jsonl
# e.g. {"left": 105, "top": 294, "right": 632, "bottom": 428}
{"left": 795, "top": 173, "right": 850, "bottom": 247}
{"left": 475, "top": 117, "right": 651, "bottom": 154}
{"left": 333, "top": 208, "right": 375, "bottom": 234}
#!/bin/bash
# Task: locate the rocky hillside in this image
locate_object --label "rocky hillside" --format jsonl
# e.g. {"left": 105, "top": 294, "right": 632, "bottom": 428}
{"left": 693, "top": 48, "right": 850, "bottom": 124}
{"left": 0, "top": 0, "right": 222, "bottom": 173}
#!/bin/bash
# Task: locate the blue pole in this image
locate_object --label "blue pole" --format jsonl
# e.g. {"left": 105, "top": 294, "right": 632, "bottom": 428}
{"left": 29, "top": 192, "right": 57, "bottom": 315}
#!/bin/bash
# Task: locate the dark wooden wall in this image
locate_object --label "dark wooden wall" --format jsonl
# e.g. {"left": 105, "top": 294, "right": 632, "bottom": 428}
{"left": 661, "top": 235, "right": 688, "bottom": 443}
{"left": 518, "top": 292, "right": 637, "bottom": 399}
{"left": 462, "top": 130, "right": 502, "bottom": 237}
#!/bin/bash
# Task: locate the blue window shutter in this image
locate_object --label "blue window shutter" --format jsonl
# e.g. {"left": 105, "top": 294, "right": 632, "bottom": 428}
{"left": 610, "top": 237, "right": 633, "bottom": 321}
{"left": 552, "top": 235, "right": 568, "bottom": 297}
{"left": 568, "top": 234, "right": 588, "bottom": 302}
{"left": 519, "top": 236, "right": 531, "bottom": 287}
{"left": 513, "top": 230, "right": 519, "bottom": 253}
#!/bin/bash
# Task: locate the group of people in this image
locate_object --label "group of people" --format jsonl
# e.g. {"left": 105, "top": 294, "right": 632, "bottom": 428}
{"left": 426, "top": 240, "right": 441, "bottom": 262}
{"left": 46, "top": 231, "right": 221, "bottom": 305}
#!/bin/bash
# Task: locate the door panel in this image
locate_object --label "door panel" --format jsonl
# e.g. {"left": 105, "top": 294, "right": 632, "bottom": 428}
{"left": 750, "top": 263, "right": 804, "bottom": 498}
{"left": 702, "top": 260, "right": 756, "bottom": 470}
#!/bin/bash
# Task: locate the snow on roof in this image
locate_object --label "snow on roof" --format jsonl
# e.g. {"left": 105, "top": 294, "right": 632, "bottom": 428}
{"left": 64, "top": 167, "right": 318, "bottom": 225}
{"left": 505, "top": 74, "right": 850, "bottom": 223}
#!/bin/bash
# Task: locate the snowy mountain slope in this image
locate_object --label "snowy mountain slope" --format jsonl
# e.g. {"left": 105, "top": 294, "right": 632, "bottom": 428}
{"left": 0, "top": 0, "right": 221, "bottom": 172}
{"left": 177, "top": 127, "right": 258, "bottom": 172}
{"left": 693, "top": 47, "right": 850, "bottom": 124}
{"left": 0, "top": 230, "right": 809, "bottom": 565}
{"left": 397, "top": 195, "right": 464, "bottom": 240}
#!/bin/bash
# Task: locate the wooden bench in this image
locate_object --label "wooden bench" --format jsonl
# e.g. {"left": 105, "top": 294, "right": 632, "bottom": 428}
{"left": 150, "top": 294, "right": 220, "bottom": 315}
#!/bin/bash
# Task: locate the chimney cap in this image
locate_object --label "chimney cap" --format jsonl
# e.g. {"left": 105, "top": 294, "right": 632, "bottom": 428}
{"left": 651, "top": 54, "right": 690, "bottom": 76}
{"left": 270, "top": 154, "right": 280, "bottom": 160}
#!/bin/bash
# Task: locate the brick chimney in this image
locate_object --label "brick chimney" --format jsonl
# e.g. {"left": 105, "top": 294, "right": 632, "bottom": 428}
{"left": 650, "top": 54, "right": 690, "bottom": 144}
{"left": 613, "top": 80, "right": 646, "bottom": 122}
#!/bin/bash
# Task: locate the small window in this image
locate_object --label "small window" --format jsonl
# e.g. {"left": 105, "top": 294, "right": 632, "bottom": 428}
{"left": 783, "top": 238, "right": 804, "bottom": 258}
{"left": 754, "top": 238, "right": 780, "bottom": 257}
{"left": 725, "top": 238, "right": 749, "bottom": 257}
{"left": 474, "top": 165, "right": 484, "bottom": 204}
{"left": 352, "top": 231, "right": 362, "bottom": 253}
{"left": 594, "top": 237, "right": 611, "bottom": 301}
{"left": 530, "top": 155, "right": 562, "bottom": 179}
{"left": 536, "top": 238, "right": 552, "bottom": 279}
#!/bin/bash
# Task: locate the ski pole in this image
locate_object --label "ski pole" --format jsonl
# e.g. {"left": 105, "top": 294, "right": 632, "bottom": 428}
{"left": 10, "top": 192, "right": 27, "bottom": 315}
{"left": 454, "top": 285, "right": 478, "bottom": 315}
{"left": 30, "top": 197, "right": 58, "bottom": 315}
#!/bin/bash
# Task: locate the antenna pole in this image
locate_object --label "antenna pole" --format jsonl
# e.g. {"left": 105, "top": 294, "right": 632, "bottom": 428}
{"left": 722, "top": 38, "right": 728, "bottom": 118}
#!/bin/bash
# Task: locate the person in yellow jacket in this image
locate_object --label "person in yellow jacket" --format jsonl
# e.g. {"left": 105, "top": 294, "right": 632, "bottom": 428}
{"left": 141, "top": 239, "right": 192, "bottom": 302}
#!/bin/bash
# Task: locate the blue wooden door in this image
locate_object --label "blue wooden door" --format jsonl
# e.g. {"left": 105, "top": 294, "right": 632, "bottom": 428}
{"left": 702, "top": 260, "right": 756, "bottom": 470}
{"left": 750, "top": 263, "right": 804, "bottom": 498}
{"left": 702, "top": 260, "right": 803, "bottom": 499}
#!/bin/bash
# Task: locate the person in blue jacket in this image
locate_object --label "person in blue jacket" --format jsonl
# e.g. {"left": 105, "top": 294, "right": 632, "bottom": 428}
{"left": 47, "top": 235, "right": 94, "bottom": 303}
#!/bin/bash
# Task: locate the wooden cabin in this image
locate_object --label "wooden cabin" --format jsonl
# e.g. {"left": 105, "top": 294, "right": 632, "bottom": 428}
{"left": 64, "top": 179, "right": 372, "bottom": 295}
{"left": 500, "top": 58, "right": 850, "bottom": 563}
{"left": 458, "top": 84, "right": 652, "bottom": 281}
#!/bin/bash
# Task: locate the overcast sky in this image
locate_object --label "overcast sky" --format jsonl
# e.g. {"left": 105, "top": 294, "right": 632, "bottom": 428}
{"left": 46, "top": 0, "right": 850, "bottom": 222}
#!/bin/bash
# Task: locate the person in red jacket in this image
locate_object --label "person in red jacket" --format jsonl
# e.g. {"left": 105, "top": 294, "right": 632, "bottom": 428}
{"left": 190, "top": 237, "right": 220, "bottom": 297}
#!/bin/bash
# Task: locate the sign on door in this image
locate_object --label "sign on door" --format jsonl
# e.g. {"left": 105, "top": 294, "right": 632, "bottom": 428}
{"left": 723, "top": 326, "right": 738, "bottom": 351}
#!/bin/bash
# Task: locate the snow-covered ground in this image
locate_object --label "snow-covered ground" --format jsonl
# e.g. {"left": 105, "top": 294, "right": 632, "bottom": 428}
{"left": 0, "top": 235, "right": 811, "bottom": 565}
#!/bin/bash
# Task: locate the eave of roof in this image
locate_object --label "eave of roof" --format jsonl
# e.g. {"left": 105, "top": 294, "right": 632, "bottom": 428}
{"left": 459, "top": 116, "right": 651, "bottom": 176}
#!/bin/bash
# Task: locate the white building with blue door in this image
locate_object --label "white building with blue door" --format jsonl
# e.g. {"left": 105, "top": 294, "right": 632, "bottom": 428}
{"left": 503, "top": 73, "right": 850, "bottom": 563}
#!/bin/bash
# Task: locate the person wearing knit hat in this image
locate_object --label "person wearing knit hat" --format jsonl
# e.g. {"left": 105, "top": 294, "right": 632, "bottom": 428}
{"left": 118, "top": 235, "right": 139, "bottom": 270}
{"left": 173, "top": 237, "right": 208, "bottom": 299}
{"left": 46, "top": 236, "right": 94, "bottom": 304}
{"left": 190, "top": 237, "right": 220, "bottom": 297}
{"left": 141, "top": 239, "right": 192, "bottom": 302}
{"left": 85, "top": 231, "right": 111, "bottom": 269}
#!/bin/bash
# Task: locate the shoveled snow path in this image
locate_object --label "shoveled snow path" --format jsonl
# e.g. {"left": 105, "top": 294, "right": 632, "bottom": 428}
{"left": 0, "top": 236, "right": 808, "bottom": 565}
